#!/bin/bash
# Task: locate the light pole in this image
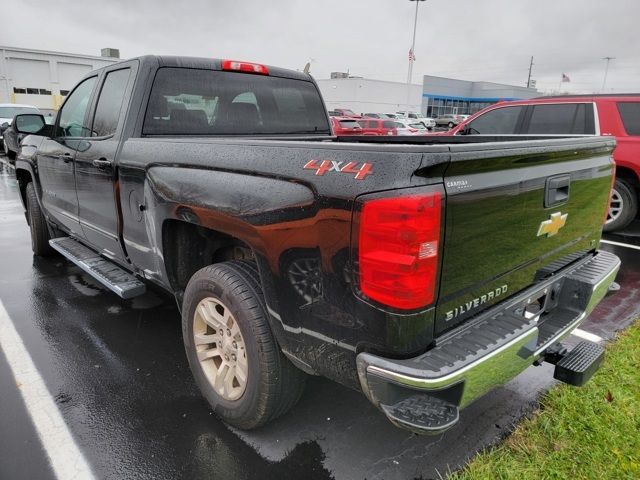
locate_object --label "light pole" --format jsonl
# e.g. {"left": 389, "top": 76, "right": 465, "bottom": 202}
{"left": 406, "top": 0, "right": 426, "bottom": 112}
{"left": 601, "top": 56, "right": 615, "bottom": 93}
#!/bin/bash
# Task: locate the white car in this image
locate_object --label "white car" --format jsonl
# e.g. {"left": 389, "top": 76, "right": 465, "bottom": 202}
{"left": 0, "top": 103, "right": 41, "bottom": 150}
{"left": 395, "top": 111, "right": 436, "bottom": 129}
{"left": 393, "top": 119, "right": 430, "bottom": 135}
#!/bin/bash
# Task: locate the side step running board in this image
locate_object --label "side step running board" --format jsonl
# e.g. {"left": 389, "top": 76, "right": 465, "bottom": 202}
{"left": 49, "top": 237, "right": 146, "bottom": 299}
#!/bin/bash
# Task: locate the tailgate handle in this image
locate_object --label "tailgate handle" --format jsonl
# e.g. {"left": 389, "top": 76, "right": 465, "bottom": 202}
{"left": 545, "top": 175, "right": 571, "bottom": 208}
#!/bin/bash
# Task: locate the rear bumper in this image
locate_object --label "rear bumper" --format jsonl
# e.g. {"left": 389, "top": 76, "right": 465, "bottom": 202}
{"left": 356, "top": 250, "right": 620, "bottom": 434}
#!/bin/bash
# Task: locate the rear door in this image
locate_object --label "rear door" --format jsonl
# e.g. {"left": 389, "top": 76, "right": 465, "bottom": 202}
{"left": 37, "top": 76, "right": 98, "bottom": 235}
{"left": 75, "top": 63, "right": 135, "bottom": 262}
{"left": 435, "top": 138, "right": 614, "bottom": 334}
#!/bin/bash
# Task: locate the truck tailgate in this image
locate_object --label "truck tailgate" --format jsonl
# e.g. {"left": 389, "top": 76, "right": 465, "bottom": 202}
{"left": 435, "top": 137, "right": 615, "bottom": 334}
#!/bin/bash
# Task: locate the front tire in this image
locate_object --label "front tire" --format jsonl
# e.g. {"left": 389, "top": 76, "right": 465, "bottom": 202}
{"left": 604, "top": 178, "right": 638, "bottom": 232}
{"left": 25, "top": 183, "right": 53, "bottom": 256}
{"left": 448, "top": 121, "right": 454, "bottom": 128}
{"left": 182, "top": 260, "right": 306, "bottom": 429}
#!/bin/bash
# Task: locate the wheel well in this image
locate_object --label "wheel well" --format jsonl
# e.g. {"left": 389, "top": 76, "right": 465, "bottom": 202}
{"left": 15, "top": 169, "right": 33, "bottom": 206}
{"left": 162, "top": 219, "right": 255, "bottom": 298}
{"left": 616, "top": 166, "right": 639, "bottom": 189}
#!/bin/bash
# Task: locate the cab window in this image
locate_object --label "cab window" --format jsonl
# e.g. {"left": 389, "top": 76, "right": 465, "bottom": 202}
{"left": 92, "top": 68, "right": 131, "bottom": 137}
{"left": 57, "top": 77, "right": 97, "bottom": 137}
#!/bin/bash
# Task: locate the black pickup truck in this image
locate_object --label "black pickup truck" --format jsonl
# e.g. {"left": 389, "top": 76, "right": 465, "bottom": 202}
{"left": 12, "top": 56, "right": 620, "bottom": 434}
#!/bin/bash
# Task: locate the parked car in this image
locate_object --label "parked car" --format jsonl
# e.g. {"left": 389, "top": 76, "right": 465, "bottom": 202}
{"left": 331, "top": 116, "right": 364, "bottom": 135}
{"left": 396, "top": 111, "right": 436, "bottom": 130}
{"left": 356, "top": 118, "right": 398, "bottom": 135}
{"left": 331, "top": 108, "right": 361, "bottom": 118}
{"left": 12, "top": 55, "right": 619, "bottom": 435}
{"left": 449, "top": 95, "right": 640, "bottom": 232}
{"left": 2, "top": 121, "right": 20, "bottom": 161}
{"left": 363, "top": 113, "right": 394, "bottom": 119}
{"left": 0, "top": 103, "right": 40, "bottom": 151}
{"left": 394, "top": 119, "right": 431, "bottom": 135}
{"left": 434, "top": 114, "right": 466, "bottom": 128}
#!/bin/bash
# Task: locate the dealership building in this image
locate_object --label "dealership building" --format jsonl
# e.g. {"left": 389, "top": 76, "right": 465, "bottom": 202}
{"left": 421, "top": 75, "right": 539, "bottom": 117}
{"left": 316, "top": 72, "right": 539, "bottom": 117}
{"left": 0, "top": 46, "right": 120, "bottom": 113}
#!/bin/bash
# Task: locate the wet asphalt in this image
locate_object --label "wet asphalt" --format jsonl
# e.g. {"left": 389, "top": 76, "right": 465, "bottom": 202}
{"left": 0, "top": 156, "right": 638, "bottom": 480}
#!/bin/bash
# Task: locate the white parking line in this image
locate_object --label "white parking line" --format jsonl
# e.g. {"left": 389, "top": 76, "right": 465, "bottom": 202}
{"left": 600, "top": 239, "right": 640, "bottom": 251}
{"left": 572, "top": 328, "right": 604, "bottom": 343}
{"left": 0, "top": 300, "right": 96, "bottom": 480}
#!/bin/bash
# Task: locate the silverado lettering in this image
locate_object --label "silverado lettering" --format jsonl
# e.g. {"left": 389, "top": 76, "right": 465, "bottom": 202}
{"left": 445, "top": 285, "right": 508, "bottom": 321}
{"left": 11, "top": 55, "right": 620, "bottom": 435}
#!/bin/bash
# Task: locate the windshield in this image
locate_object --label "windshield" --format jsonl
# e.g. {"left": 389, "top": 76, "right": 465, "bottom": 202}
{"left": 0, "top": 106, "right": 40, "bottom": 119}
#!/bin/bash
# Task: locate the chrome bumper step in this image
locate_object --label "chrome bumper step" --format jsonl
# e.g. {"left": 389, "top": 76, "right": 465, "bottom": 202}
{"left": 381, "top": 395, "right": 459, "bottom": 435}
{"left": 49, "top": 237, "right": 145, "bottom": 299}
{"left": 357, "top": 250, "right": 620, "bottom": 435}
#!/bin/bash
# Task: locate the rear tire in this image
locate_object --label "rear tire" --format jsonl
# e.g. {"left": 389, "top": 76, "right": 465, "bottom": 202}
{"left": 7, "top": 149, "right": 16, "bottom": 160}
{"left": 25, "top": 183, "right": 53, "bottom": 256}
{"left": 448, "top": 121, "right": 454, "bottom": 128}
{"left": 604, "top": 178, "right": 638, "bottom": 232}
{"left": 182, "top": 260, "right": 306, "bottom": 429}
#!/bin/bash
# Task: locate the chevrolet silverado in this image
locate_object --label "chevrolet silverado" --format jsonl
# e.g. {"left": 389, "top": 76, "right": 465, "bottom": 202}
{"left": 12, "top": 56, "right": 620, "bottom": 434}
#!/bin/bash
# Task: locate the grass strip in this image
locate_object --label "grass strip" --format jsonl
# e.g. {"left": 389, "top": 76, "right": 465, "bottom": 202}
{"left": 449, "top": 321, "right": 640, "bottom": 480}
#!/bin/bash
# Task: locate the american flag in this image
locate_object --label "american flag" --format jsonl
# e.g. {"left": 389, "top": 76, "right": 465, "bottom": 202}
{"left": 409, "top": 48, "right": 416, "bottom": 62}
{"left": 561, "top": 73, "right": 571, "bottom": 82}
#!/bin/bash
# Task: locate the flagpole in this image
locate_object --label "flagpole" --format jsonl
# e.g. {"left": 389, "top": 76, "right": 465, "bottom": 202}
{"left": 406, "top": 0, "right": 425, "bottom": 112}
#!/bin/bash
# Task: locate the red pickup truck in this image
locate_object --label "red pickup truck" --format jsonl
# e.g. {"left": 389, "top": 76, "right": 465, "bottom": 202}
{"left": 449, "top": 95, "right": 640, "bottom": 232}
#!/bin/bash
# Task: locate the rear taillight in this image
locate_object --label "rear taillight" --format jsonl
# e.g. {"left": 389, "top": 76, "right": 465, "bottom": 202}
{"left": 221, "top": 59, "right": 269, "bottom": 75}
{"left": 358, "top": 192, "right": 441, "bottom": 310}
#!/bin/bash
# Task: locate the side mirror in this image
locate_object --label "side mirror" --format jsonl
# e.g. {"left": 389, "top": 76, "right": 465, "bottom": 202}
{"left": 14, "top": 114, "right": 46, "bottom": 135}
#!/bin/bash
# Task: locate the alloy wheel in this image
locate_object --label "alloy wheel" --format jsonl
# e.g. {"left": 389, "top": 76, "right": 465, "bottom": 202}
{"left": 193, "top": 297, "right": 248, "bottom": 401}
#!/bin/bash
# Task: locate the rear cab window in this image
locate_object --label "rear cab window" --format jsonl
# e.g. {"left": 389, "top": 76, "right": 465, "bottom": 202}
{"left": 143, "top": 67, "right": 330, "bottom": 136}
{"left": 617, "top": 102, "right": 640, "bottom": 135}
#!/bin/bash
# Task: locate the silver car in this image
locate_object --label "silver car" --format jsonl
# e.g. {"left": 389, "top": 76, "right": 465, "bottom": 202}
{"left": 434, "top": 114, "right": 465, "bottom": 128}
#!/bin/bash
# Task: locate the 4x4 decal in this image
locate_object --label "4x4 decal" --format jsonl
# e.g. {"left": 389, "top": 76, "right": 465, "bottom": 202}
{"left": 304, "top": 159, "right": 373, "bottom": 180}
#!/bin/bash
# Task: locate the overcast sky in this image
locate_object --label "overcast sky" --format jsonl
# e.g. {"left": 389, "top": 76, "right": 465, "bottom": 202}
{"left": 2, "top": 0, "right": 638, "bottom": 93}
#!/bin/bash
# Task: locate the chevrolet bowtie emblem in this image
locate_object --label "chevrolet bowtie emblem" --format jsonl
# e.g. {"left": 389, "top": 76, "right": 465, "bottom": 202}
{"left": 537, "top": 212, "right": 568, "bottom": 237}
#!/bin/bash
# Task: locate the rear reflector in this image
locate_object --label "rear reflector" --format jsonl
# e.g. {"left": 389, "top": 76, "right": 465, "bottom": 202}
{"left": 358, "top": 192, "right": 441, "bottom": 310}
{"left": 221, "top": 59, "right": 269, "bottom": 75}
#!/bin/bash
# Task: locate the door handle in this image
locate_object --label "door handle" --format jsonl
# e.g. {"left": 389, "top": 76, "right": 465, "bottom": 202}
{"left": 59, "top": 154, "right": 73, "bottom": 163}
{"left": 545, "top": 174, "right": 571, "bottom": 208}
{"left": 93, "top": 158, "right": 112, "bottom": 169}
